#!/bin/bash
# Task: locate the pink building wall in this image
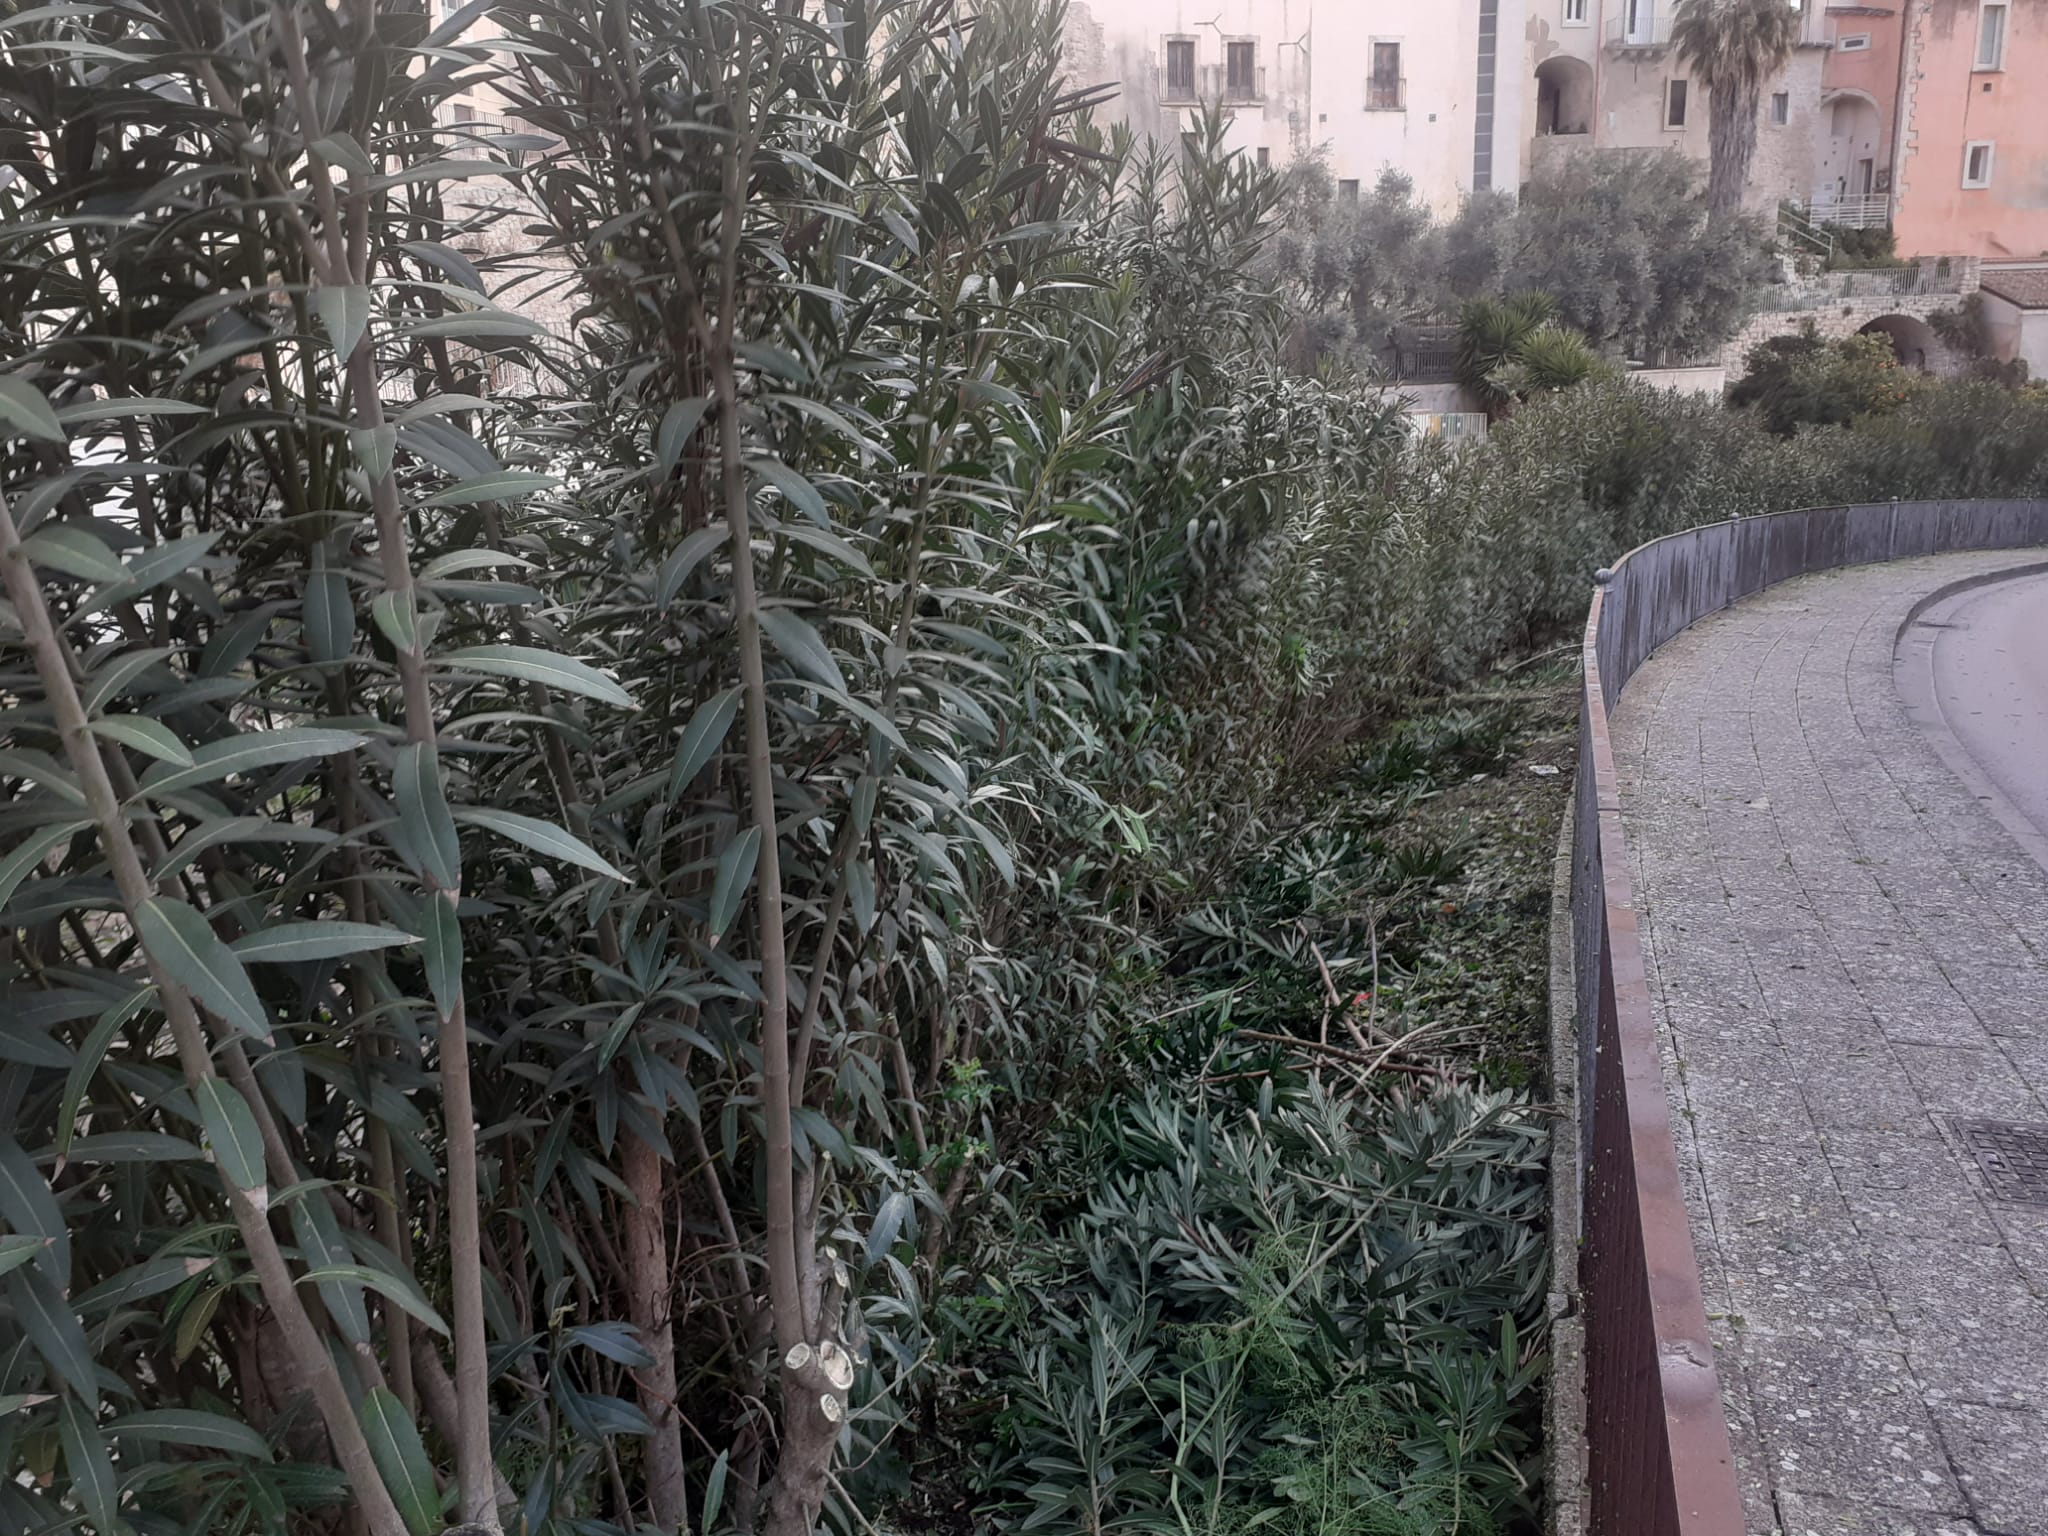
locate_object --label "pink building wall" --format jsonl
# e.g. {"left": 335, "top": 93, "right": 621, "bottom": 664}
{"left": 1815, "top": 3, "right": 1905, "bottom": 205}
{"left": 1894, "top": 0, "right": 2048, "bottom": 258}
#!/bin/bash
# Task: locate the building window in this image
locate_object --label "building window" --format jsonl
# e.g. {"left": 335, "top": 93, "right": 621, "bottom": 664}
{"left": 1963, "top": 140, "right": 1995, "bottom": 187}
{"left": 1564, "top": 0, "right": 1589, "bottom": 23}
{"left": 1770, "top": 91, "right": 1790, "bottom": 126}
{"left": 1665, "top": 78, "right": 1689, "bottom": 129}
{"left": 1368, "top": 41, "right": 1403, "bottom": 109}
{"left": 1226, "top": 40, "right": 1257, "bottom": 99}
{"left": 1256, "top": 146, "right": 1271, "bottom": 168}
{"left": 1836, "top": 31, "right": 1870, "bottom": 50}
{"left": 1165, "top": 37, "right": 1195, "bottom": 98}
{"left": 1338, "top": 178, "right": 1360, "bottom": 202}
{"left": 1975, "top": 2, "right": 2008, "bottom": 68}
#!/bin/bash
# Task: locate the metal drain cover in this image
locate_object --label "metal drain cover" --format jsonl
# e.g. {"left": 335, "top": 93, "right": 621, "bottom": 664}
{"left": 1953, "top": 1119, "right": 2048, "bottom": 1206}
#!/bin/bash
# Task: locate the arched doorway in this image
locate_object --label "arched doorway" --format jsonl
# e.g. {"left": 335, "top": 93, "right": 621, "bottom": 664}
{"left": 1821, "top": 93, "right": 1883, "bottom": 219}
{"left": 1535, "top": 56, "right": 1595, "bottom": 137}
{"left": 1859, "top": 314, "right": 1937, "bottom": 372}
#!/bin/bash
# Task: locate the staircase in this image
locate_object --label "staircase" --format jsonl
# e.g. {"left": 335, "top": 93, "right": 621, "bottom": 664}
{"left": 1776, "top": 199, "right": 1834, "bottom": 263}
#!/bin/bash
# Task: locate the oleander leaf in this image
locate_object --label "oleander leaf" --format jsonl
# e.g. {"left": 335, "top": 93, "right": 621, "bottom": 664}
{"left": 135, "top": 897, "right": 270, "bottom": 1041}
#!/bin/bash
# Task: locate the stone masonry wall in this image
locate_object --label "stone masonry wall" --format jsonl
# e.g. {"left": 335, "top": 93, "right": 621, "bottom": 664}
{"left": 1718, "top": 293, "right": 1969, "bottom": 374}
{"left": 1717, "top": 259, "right": 1984, "bottom": 375}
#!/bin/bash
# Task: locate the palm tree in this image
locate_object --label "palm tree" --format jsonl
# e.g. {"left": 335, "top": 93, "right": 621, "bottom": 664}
{"left": 1673, "top": 0, "right": 1803, "bottom": 215}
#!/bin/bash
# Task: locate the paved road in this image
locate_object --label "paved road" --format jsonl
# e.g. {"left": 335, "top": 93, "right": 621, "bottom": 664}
{"left": 1608, "top": 550, "right": 2048, "bottom": 1536}
{"left": 1918, "top": 571, "right": 2048, "bottom": 855}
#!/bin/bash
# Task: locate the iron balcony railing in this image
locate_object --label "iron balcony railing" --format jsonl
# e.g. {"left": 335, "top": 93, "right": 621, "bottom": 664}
{"left": 1606, "top": 10, "right": 1672, "bottom": 48}
{"left": 1159, "top": 61, "right": 1266, "bottom": 105}
{"left": 1803, "top": 191, "right": 1892, "bottom": 230}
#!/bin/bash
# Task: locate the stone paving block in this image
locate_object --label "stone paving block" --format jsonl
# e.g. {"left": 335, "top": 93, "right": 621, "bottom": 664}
{"left": 1769, "top": 1491, "right": 1986, "bottom": 1536}
{"left": 1901, "top": 907, "right": 2020, "bottom": 957}
{"left": 1775, "top": 1011, "right": 1893, "bottom": 1055}
{"left": 1678, "top": 1050, "right": 1815, "bottom": 1142}
{"left": 1935, "top": 965, "right": 2048, "bottom": 1033}
{"left": 1893, "top": 1044, "right": 2045, "bottom": 1119}
{"left": 1746, "top": 1334, "right": 1966, "bottom": 1512}
{"left": 1834, "top": 931, "right": 1946, "bottom": 990}
{"left": 1695, "top": 1144, "right": 1897, "bottom": 1348}
{"left": 1725, "top": 889, "right": 1830, "bottom": 929}
{"left": 1935, "top": 1403, "right": 2048, "bottom": 1536}
{"left": 1868, "top": 986, "right": 1997, "bottom": 1049}
{"left": 1991, "top": 1035, "right": 2048, "bottom": 1094}
{"left": 1870, "top": 1240, "right": 2042, "bottom": 1361}
{"left": 1718, "top": 847, "right": 1816, "bottom": 882}
{"left": 1817, "top": 1127, "right": 2001, "bottom": 1243}
{"left": 1989, "top": 1205, "right": 2048, "bottom": 1297}
{"left": 1790, "top": 855, "right": 1895, "bottom": 894}
{"left": 1758, "top": 967, "right": 1870, "bottom": 1024}
{"left": 1707, "top": 1317, "right": 1793, "bottom": 1532}
{"left": 1905, "top": 1322, "right": 2048, "bottom": 1414}
{"left": 1794, "top": 1053, "right": 1939, "bottom": 1135}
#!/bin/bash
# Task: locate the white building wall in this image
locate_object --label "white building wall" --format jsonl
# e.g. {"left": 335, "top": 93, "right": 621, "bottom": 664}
{"left": 1070, "top": 0, "right": 1526, "bottom": 214}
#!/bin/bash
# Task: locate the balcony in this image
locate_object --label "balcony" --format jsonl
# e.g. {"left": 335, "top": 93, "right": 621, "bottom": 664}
{"left": 1367, "top": 75, "right": 1406, "bottom": 111}
{"left": 1605, "top": 11, "right": 1672, "bottom": 50}
{"left": 1801, "top": 191, "right": 1892, "bottom": 230}
{"left": 1159, "top": 62, "right": 1266, "bottom": 106}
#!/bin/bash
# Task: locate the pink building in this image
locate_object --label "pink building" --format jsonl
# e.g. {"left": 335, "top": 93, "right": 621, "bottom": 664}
{"left": 1813, "top": 3, "right": 1905, "bottom": 223}
{"left": 1893, "top": 0, "right": 2048, "bottom": 258}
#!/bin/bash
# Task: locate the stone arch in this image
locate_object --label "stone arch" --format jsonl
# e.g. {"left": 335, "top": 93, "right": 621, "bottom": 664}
{"left": 1859, "top": 314, "right": 1939, "bottom": 371}
{"left": 1535, "top": 56, "right": 1595, "bottom": 137}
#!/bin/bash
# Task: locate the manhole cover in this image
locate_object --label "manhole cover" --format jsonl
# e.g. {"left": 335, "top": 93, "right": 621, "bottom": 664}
{"left": 1953, "top": 1119, "right": 2048, "bottom": 1206}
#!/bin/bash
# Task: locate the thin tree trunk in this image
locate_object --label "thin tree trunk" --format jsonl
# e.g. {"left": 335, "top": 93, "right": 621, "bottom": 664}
{"left": 0, "top": 491, "right": 411, "bottom": 1536}
{"left": 624, "top": 1130, "right": 690, "bottom": 1531}
{"left": 270, "top": 6, "right": 500, "bottom": 1517}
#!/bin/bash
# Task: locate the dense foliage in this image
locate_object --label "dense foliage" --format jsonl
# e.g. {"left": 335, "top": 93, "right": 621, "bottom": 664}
{"left": 1275, "top": 152, "right": 1769, "bottom": 369}
{"left": 5, "top": 2, "right": 2048, "bottom": 1534}
{"left": 1729, "top": 328, "right": 1914, "bottom": 434}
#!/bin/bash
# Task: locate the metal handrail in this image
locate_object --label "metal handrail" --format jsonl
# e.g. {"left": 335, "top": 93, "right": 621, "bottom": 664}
{"left": 1802, "top": 192, "right": 1892, "bottom": 231}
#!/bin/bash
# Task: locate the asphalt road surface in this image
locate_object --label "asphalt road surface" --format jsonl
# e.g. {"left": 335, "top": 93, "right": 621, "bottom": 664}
{"left": 1923, "top": 565, "right": 2048, "bottom": 857}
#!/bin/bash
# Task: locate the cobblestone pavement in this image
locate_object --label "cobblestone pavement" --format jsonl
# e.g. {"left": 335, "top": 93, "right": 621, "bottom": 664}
{"left": 1607, "top": 550, "right": 2048, "bottom": 1536}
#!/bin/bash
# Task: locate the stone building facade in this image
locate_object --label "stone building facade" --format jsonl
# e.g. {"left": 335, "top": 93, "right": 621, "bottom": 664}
{"left": 1064, "top": 0, "right": 1530, "bottom": 213}
{"left": 1522, "top": 0, "right": 1833, "bottom": 212}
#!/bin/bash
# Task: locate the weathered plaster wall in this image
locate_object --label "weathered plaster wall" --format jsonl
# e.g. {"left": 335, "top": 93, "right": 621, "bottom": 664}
{"left": 1522, "top": 0, "right": 1600, "bottom": 179}
{"left": 1894, "top": 0, "right": 2048, "bottom": 258}
{"left": 1751, "top": 49, "right": 1831, "bottom": 207}
{"left": 1816, "top": 2, "right": 1905, "bottom": 205}
{"left": 1572, "top": 14, "right": 1826, "bottom": 211}
{"left": 1067, "top": 0, "right": 1527, "bottom": 213}
{"left": 1976, "top": 277, "right": 2048, "bottom": 374}
{"left": 1064, "top": 0, "right": 1310, "bottom": 169}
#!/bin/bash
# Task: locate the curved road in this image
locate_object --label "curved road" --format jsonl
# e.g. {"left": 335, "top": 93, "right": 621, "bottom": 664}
{"left": 1608, "top": 550, "right": 2048, "bottom": 1536}
{"left": 1921, "top": 569, "right": 2048, "bottom": 860}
